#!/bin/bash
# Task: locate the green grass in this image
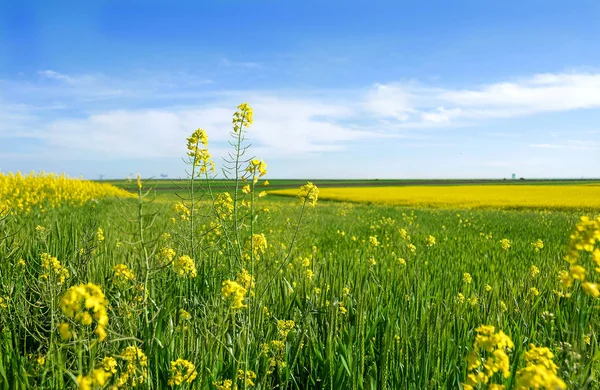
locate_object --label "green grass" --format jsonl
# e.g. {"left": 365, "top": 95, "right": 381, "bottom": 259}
{"left": 0, "top": 188, "right": 596, "bottom": 388}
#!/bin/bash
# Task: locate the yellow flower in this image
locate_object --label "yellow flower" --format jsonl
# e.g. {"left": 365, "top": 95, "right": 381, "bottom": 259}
{"left": 571, "top": 264, "right": 586, "bottom": 281}
{"left": 222, "top": 280, "right": 247, "bottom": 309}
{"left": 246, "top": 233, "right": 268, "bottom": 260}
{"left": 558, "top": 270, "right": 573, "bottom": 288}
{"left": 463, "top": 273, "right": 472, "bottom": 284}
{"left": 113, "top": 263, "right": 135, "bottom": 283}
{"left": 500, "top": 238, "right": 511, "bottom": 250}
{"left": 233, "top": 102, "right": 254, "bottom": 132}
{"left": 215, "top": 192, "right": 234, "bottom": 220}
{"left": 398, "top": 258, "right": 406, "bottom": 266}
{"left": 583, "top": 282, "right": 600, "bottom": 298}
{"left": 467, "top": 295, "right": 479, "bottom": 307}
{"left": 529, "top": 287, "right": 540, "bottom": 296}
{"left": 173, "top": 255, "right": 197, "bottom": 278}
{"left": 246, "top": 158, "right": 268, "bottom": 178}
{"left": 179, "top": 309, "right": 192, "bottom": 321}
{"left": 173, "top": 202, "right": 191, "bottom": 221}
{"left": 59, "top": 283, "right": 109, "bottom": 341}
{"left": 369, "top": 236, "right": 380, "bottom": 247}
{"left": 35, "top": 225, "right": 45, "bottom": 233}
{"left": 277, "top": 320, "right": 295, "bottom": 339}
{"left": 186, "top": 128, "right": 215, "bottom": 173}
{"left": 426, "top": 235, "right": 436, "bottom": 246}
{"left": 214, "top": 379, "right": 233, "bottom": 390}
{"left": 530, "top": 265, "right": 540, "bottom": 278}
{"left": 297, "top": 182, "right": 319, "bottom": 206}
{"left": 464, "top": 325, "right": 514, "bottom": 389}
{"left": 236, "top": 268, "right": 255, "bottom": 293}
{"left": 40, "top": 252, "right": 70, "bottom": 285}
{"left": 168, "top": 358, "right": 197, "bottom": 386}
{"left": 516, "top": 344, "right": 566, "bottom": 389}
{"left": 100, "top": 357, "right": 117, "bottom": 374}
{"left": 96, "top": 227, "right": 105, "bottom": 242}
{"left": 242, "top": 184, "right": 251, "bottom": 194}
{"left": 117, "top": 346, "right": 148, "bottom": 387}
{"left": 456, "top": 293, "right": 465, "bottom": 304}
{"left": 158, "top": 247, "right": 176, "bottom": 264}
{"left": 77, "top": 375, "right": 93, "bottom": 390}
{"left": 58, "top": 323, "right": 72, "bottom": 340}
{"left": 531, "top": 239, "right": 544, "bottom": 252}
{"left": 237, "top": 370, "right": 257, "bottom": 387}
{"left": 484, "top": 284, "right": 492, "bottom": 292}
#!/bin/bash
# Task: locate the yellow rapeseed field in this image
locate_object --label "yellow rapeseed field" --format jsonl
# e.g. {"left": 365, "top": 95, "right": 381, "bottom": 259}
{"left": 0, "top": 171, "right": 132, "bottom": 213}
{"left": 271, "top": 184, "right": 600, "bottom": 210}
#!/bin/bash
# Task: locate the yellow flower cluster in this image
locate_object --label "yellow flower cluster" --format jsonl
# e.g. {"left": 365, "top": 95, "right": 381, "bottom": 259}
{"left": 213, "top": 379, "right": 233, "bottom": 390}
{"left": 232, "top": 102, "right": 254, "bottom": 132}
{"left": 530, "top": 265, "right": 540, "bottom": 278}
{"left": 237, "top": 369, "right": 257, "bottom": 387}
{"left": 173, "top": 202, "right": 191, "bottom": 221}
{"left": 222, "top": 280, "right": 247, "bottom": 309}
{"left": 0, "top": 171, "right": 131, "bottom": 214}
{"left": 426, "top": 235, "right": 436, "bottom": 246}
{"left": 158, "top": 247, "right": 176, "bottom": 264}
{"left": 500, "top": 239, "right": 511, "bottom": 251}
{"left": 173, "top": 255, "right": 197, "bottom": 278}
{"left": 464, "top": 325, "right": 514, "bottom": 390}
{"left": 246, "top": 233, "right": 268, "bottom": 260}
{"left": 96, "top": 227, "right": 105, "bottom": 242}
{"left": 515, "top": 344, "right": 566, "bottom": 389}
{"left": 237, "top": 268, "right": 255, "bottom": 294}
{"left": 168, "top": 358, "right": 197, "bottom": 386}
{"left": 186, "top": 128, "right": 215, "bottom": 173}
{"left": 215, "top": 192, "right": 234, "bottom": 220}
{"left": 277, "top": 320, "right": 295, "bottom": 339}
{"left": 76, "top": 356, "right": 117, "bottom": 390}
{"left": 297, "top": 182, "right": 319, "bottom": 207}
{"left": 40, "top": 252, "right": 70, "bottom": 285}
{"left": 531, "top": 239, "right": 544, "bottom": 252}
{"left": 60, "top": 283, "right": 109, "bottom": 341}
{"left": 116, "top": 346, "right": 148, "bottom": 387}
{"left": 245, "top": 158, "right": 267, "bottom": 183}
{"left": 113, "top": 264, "right": 135, "bottom": 283}
{"left": 564, "top": 216, "right": 600, "bottom": 297}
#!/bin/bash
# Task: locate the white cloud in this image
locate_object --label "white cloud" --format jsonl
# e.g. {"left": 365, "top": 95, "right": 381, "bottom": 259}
{"left": 366, "top": 72, "right": 600, "bottom": 125}
{"left": 4, "top": 69, "right": 600, "bottom": 162}
{"left": 363, "top": 83, "right": 415, "bottom": 120}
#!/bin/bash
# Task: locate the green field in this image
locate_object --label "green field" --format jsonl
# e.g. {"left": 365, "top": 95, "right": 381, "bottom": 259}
{"left": 1, "top": 184, "right": 597, "bottom": 388}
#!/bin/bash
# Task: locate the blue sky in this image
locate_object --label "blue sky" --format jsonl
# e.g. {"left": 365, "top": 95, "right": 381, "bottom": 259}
{"left": 1, "top": 0, "right": 600, "bottom": 179}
